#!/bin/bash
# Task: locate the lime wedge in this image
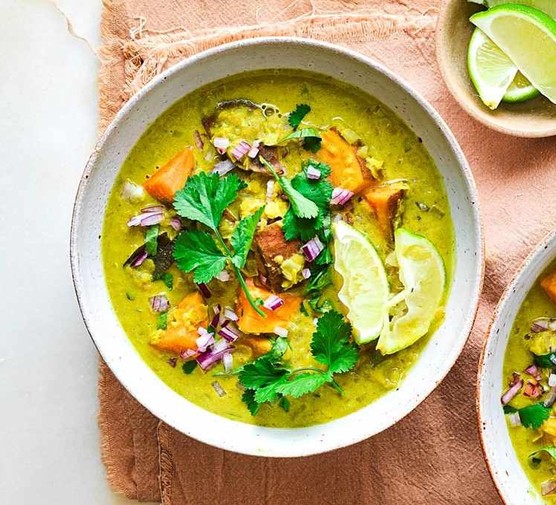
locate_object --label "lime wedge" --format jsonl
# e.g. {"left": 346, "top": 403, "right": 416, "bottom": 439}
{"left": 331, "top": 221, "right": 389, "bottom": 344}
{"left": 471, "top": 4, "right": 556, "bottom": 104}
{"left": 467, "top": 28, "right": 518, "bottom": 109}
{"left": 503, "top": 71, "right": 540, "bottom": 103}
{"left": 376, "top": 228, "right": 446, "bottom": 356}
{"left": 469, "top": 0, "right": 556, "bottom": 19}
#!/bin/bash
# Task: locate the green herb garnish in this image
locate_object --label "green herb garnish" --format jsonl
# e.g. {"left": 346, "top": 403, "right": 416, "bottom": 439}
{"left": 156, "top": 312, "right": 168, "bottom": 330}
{"left": 173, "top": 172, "right": 265, "bottom": 316}
{"left": 182, "top": 361, "right": 197, "bottom": 375}
{"left": 513, "top": 403, "right": 551, "bottom": 429}
{"left": 238, "top": 311, "right": 359, "bottom": 415}
{"left": 288, "top": 104, "right": 311, "bottom": 130}
{"left": 282, "top": 160, "right": 333, "bottom": 242}
{"left": 534, "top": 352, "right": 556, "bottom": 368}
{"left": 145, "top": 225, "right": 159, "bottom": 256}
{"left": 153, "top": 271, "right": 173, "bottom": 290}
{"left": 258, "top": 156, "right": 318, "bottom": 219}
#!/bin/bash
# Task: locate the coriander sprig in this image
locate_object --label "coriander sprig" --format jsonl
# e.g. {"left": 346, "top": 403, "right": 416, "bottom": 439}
{"left": 238, "top": 310, "right": 359, "bottom": 415}
{"left": 173, "top": 172, "right": 266, "bottom": 316}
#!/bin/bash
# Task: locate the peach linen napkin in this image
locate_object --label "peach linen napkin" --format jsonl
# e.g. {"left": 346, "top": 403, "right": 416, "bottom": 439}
{"left": 97, "top": 0, "right": 556, "bottom": 503}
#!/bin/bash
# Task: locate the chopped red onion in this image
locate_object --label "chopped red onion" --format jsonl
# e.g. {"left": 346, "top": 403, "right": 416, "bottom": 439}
{"left": 196, "top": 345, "right": 233, "bottom": 371}
{"left": 302, "top": 236, "right": 325, "bottom": 262}
{"left": 150, "top": 294, "right": 170, "bottom": 313}
{"left": 197, "top": 283, "right": 211, "bottom": 298}
{"left": 212, "top": 136, "right": 230, "bottom": 154}
{"left": 306, "top": 166, "right": 321, "bottom": 180}
{"left": 507, "top": 411, "right": 521, "bottom": 427}
{"left": 524, "top": 381, "right": 542, "bottom": 399}
{"left": 209, "top": 312, "right": 221, "bottom": 331}
{"left": 549, "top": 374, "right": 556, "bottom": 388}
{"left": 127, "top": 209, "right": 164, "bottom": 227}
{"left": 193, "top": 130, "right": 204, "bottom": 149}
{"left": 525, "top": 364, "right": 540, "bottom": 378}
{"left": 266, "top": 180, "right": 275, "bottom": 200}
{"left": 141, "top": 205, "right": 164, "bottom": 213}
{"left": 264, "top": 294, "right": 285, "bottom": 311}
{"left": 121, "top": 181, "right": 145, "bottom": 202}
{"left": 212, "top": 380, "right": 227, "bottom": 397}
{"left": 222, "top": 353, "right": 233, "bottom": 373}
{"left": 223, "top": 307, "right": 238, "bottom": 322}
{"left": 531, "top": 317, "right": 556, "bottom": 332}
{"left": 331, "top": 187, "right": 355, "bottom": 206}
{"left": 216, "top": 269, "right": 231, "bottom": 282}
{"left": 169, "top": 216, "right": 182, "bottom": 231}
{"left": 501, "top": 373, "right": 523, "bottom": 405}
{"left": 196, "top": 329, "right": 215, "bottom": 352}
{"left": 180, "top": 349, "right": 197, "bottom": 360}
{"left": 274, "top": 326, "right": 288, "bottom": 338}
{"left": 212, "top": 159, "right": 235, "bottom": 176}
{"left": 542, "top": 480, "right": 556, "bottom": 496}
{"left": 301, "top": 268, "right": 311, "bottom": 279}
{"left": 213, "top": 304, "right": 221, "bottom": 315}
{"left": 247, "top": 140, "right": 261, "bottom": 159}
{"left": 219, "top": 324, "right": 240, "bottom": 342}
{"left": 129, "top": 248, "right": 148, "bottom": 267}
{"left": 231, "top": 140, "right": 251, "bottom": 160}
{"left": 213, "top": 338, "right": 232, "bottom": 353}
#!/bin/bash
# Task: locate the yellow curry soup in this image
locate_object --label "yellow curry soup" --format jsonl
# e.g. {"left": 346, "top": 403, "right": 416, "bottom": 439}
{"left": 503, "top": 263, "right": 556, "bottom": 502}
{"left": 102, "top": 70, "right": 454, "bottom": 427}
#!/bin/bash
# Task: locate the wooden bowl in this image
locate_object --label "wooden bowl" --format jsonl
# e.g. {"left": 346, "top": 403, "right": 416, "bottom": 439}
{"left": 436, "top": 0, "right": 556, "bottom": 137}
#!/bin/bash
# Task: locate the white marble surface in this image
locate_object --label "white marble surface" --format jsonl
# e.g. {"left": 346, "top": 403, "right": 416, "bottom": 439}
{"left": 0, "top": 0, "right": 143, "bottom": 502}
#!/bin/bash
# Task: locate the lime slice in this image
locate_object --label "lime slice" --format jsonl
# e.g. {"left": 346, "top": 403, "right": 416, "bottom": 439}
{"left": 470, "top": 0, "right": 556, "bottom": 20}
{"left": 331, "top": 221, "right": 389, "bottom": 344}
{"left": 503, "top": 71, "right": 540, "bottom": 103}
{"left": 376, "top": 228, "right": 446, "bottom": 355}
{"left": 467, "top": 27, "right": 518, "bottom": 109}
{"left": 471, "top": 4, "right": 556, "bottom": 104}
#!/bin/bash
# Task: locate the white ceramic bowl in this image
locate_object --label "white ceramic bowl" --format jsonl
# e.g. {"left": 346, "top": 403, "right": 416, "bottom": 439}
{"left": 478, "top": 231, "right": 556, "bottom": 504}
{"left": 71, "top": 37, "right": 483, "bottom": 457}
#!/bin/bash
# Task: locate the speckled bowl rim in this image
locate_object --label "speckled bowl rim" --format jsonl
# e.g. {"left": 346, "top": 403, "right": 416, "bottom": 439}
{"left": 71, "top": 37, "right": 484, "bottom": 457}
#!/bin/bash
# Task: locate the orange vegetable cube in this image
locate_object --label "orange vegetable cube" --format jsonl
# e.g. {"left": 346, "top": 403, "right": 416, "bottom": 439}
{"left": 317, "top": 129, "right": 373, "bottom": 194}
{"left": 236, "top": 279, "right": 302, "bottom": 334}
{"left": 150, "top": 292, "right": 208, "bottom": 355}
{"left": 541, "top": 270, "right": 556, "bottom": 305}
{"left": 144, "top": 147, "right": 195, "bottom": 203}
{"left": 363, "top": 183, "right": 406, "bottom": 240}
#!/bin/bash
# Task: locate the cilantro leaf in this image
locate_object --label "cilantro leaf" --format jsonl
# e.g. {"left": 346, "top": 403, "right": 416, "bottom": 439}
{"left": 173, "top": 230, "right": 227, "bottom": 284}
{"left": 303, "top": 136, "right": 322, "bottom": 153}
{"left": 230, "top": 207, "right": 264, "bottom": 269}
{"left": 259, "top": 156, "right": 318, "bottom": 219}
{"left": 534, "top": 352, "right": 556, "bottom": 368}
{"left": 275, "top": 372, "right": 332, "bottom": 398}
{"left": 282, "top": 161, "right": 333, "bottom": 241}
{"left": 519, "top": 403, "right": 551, "bottom": 429}
{"left": 311, "top": 311, "right": 359, "bottom": 374}
{"left": 174, "top": 172, "right": 246, "bottom": 231}
{"left": 279, "top": 128, "right": 321, "bottom": 144}
{"left": 239, "top": 355, "right": 289, "bottom": 390}
{"left": 182, "top": 361, "right": 197, "bottom": 375}
{"left": 242, "top": 390, "right": 261, "bottom": 416}
{"left": 279, "top": 396, "right": 290, "bottom": 412}
{"left": 145, "top": 225, "right": 159, "bottom": 256}
{"left": 288, "top": 104, "right": 311, "bottom": 130}
{"left": 156, "top": 312, "right": 168, "bottom": 330}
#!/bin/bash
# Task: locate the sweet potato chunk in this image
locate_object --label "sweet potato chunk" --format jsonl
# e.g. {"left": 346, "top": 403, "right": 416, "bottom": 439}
{"left": 363, "top": 183, "right": 406, "bottom": 240}
{"left": 237, "top": 279, "right": 302, "bottom": 334}
{"left": 244, "top": 337, "right": 273, "bottom": 357}
{"left": 150, "top": 292, "right": 208, "bottom": 355}
{"left": 253, "top": 223, "right": 301, "bottom": 291}
{"left": 541, "top": 269, "right": 556, "bottom": 305}
{"left": 317, "top": 129, "right": 373, "bottom": 194}
{"left": 144, "top": 147, "right": 194, "bottom": 203}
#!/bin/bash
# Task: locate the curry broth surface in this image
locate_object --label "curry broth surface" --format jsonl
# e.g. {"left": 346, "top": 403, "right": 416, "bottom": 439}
{"left": 504, "top": 262, "right": 556, "bottom": 502}
{"left": 102, "top": 70, "right": 455, "bottom": 427}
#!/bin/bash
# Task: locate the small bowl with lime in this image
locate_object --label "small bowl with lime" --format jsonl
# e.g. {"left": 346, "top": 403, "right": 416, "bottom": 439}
{"left": 437, "top": 0, "right": 556, "bottom": 137}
